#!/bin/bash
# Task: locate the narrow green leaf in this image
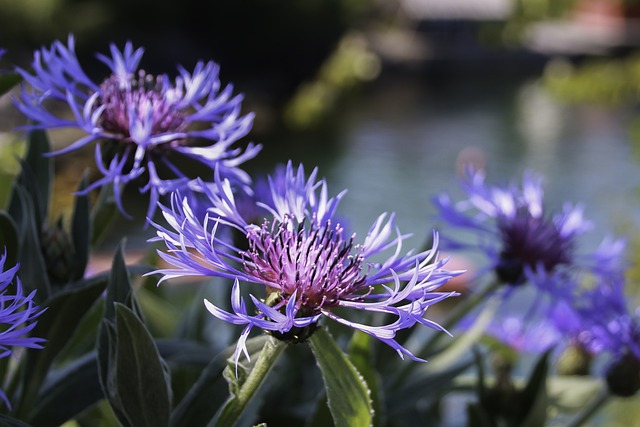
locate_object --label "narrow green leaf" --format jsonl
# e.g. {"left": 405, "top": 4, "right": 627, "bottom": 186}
{"left": 97, "top": 319, "right": 130, "bottom": 425}
{"left": 29, "top": 352, "right": 102, "bottom": 427}
{"left": 105, "top": 240, "right": 142, "bottom": 322}
{"left": 466, "top": 402, "right": 495, "bottom": 427}
{"left": 0, "top": 414, "right": 32, "bottom": 427}
{"left": 7, "top": 129, "right": 53, "bottom": 226}
{"left": 6, "top": 186, "right": 51, "bottom": 301}
{"left": 0, "top": 211, "right": 18, "bottom": 265}
{"left": 0, "top": 72, "right": 22, "bottom": 97}
{"left": 308, "top": 327, "right": 372, "bottom": 427}
{"left": 519, "top": 350, "right": 552, "bottom": 427}
{"left": 14, "top": 275, "right": 107, "bottom": 417}
{"left": 114, "top": 303, "right": 171, "bottom": 427}
{"left": 91, "top": 184, "right": 118, "bottom": 247}
{"left": 71, "top": 172, "right": 91, "bottom": 281}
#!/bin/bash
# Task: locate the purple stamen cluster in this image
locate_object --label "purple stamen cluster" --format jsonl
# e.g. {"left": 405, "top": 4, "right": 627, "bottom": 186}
{"left": 98, "top": 71, "right": 187, "bottom": 142}
{"left": 496, "top": 209, "right": 573, "bottom": 284}
{"left": 243, "top": 215, "right": 368, "bottom": 312}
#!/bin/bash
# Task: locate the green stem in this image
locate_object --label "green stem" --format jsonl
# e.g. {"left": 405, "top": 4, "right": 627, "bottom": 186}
{"left": 213, "top": 335, "right": 286, "bottom": 427}
{"left": 565, "top": 387, "right": 610, "bottom": 427}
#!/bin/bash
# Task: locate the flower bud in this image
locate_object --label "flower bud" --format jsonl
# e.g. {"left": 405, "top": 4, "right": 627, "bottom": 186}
{"left": 605, "top": 352, "right": 640, "bottom": 397}
{"left": 556, "top": 343, "right": 592, "bottom": 376}
{"left": 40, "top": 217, "right": 76, "bottom": 285}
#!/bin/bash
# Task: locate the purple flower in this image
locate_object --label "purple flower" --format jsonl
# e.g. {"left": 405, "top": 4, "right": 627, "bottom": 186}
{"left": 150, "top": 162, "right": 461, "bottom": 364}
{"left": 0, "top": 249, "right": 46, "bottom": 407}
{"left": 15, "top": 35, "right": 260, "bottom": 218}
{"left": 433, "top": 168, "right": 619, "bottom": 295}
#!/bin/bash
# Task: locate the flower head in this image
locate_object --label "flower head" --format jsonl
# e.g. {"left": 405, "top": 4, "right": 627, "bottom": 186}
{"left": 433, "top": 168, "right": 616, "bottom": 294}
{"left": 151, "top": 162, "right": 460, "bottom": 364}
{"left": 15, "top": 35, "right": 260, "bottom": 218}
{"left": 0, "top": 249, "right": 46, "bottom": 407}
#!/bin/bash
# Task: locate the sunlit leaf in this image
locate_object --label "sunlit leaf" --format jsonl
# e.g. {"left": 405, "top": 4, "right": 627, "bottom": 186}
{"left": 308, "top": 327, "right": 372, "bottom": 427}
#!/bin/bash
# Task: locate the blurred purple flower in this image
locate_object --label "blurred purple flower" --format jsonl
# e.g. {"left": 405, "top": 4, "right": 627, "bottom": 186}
{"left": 433, "top": 168, "right": 622, "bottom": 296}
{"left": 486, "top": 314, "right": 562, "bottom": 354}
{"left": 150, "top": 162, "right": 461, "bottom": 364}
{"left": 15, "top": 35, "right": 260, "bottom": 218}
{"left": 0, "top": 250, "right": 46, "bottom": 407}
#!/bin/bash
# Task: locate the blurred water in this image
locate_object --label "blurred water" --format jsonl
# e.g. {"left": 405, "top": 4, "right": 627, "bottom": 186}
{"left": 309, "top": 73, "right": 640, "bottom": 259}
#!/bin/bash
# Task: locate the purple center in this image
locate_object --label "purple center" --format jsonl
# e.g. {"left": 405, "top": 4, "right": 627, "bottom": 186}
{"left": 98, "top": 71, "right": 187, "bottom": 143}
{"left": 496, "top": 210, "right": 573, "bottom": 285}
{"left": 243, "top": 216, "right": 369, "bottom": 312}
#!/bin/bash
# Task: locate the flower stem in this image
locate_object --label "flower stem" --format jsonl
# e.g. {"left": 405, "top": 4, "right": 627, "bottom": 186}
{"left": 565, "top": 387, "right": 610, "bottom": 427}
{"left": 213, "top": 335, "right": 286, "bottom": 427}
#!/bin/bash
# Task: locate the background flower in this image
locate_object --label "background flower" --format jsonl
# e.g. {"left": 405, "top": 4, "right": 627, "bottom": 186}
{"left": 15, "top": 35, "right": 260, "bottom": 218}
{"left": 433, "top": 167, "right": 622, "bottom": 295}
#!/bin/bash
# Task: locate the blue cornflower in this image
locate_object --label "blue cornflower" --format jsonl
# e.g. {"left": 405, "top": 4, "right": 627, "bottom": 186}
{"left": 150, "top": 162, "right": 460, "bottom": 364}
{"left": 0, "top": 250, "right": 46, "bottom": 407}
{"left": 433, "top": 168, "right": 619, "bottom": 295}
{"left": 15, "top": 35, "right": 260, "bottom": 218}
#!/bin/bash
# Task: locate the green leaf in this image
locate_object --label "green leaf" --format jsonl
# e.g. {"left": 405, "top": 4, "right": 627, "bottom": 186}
{"left": 14, "top": 275, "right": 107, "bottom": 418}
{"left": 0, "top": 414, "right": 32, "bottom": 427}
{"left": 348, "top": 330, "right": 384, "bottom": 426}
{"left": 308, "top": 327, "right": 372, "bottom": 427}
{"left": 104, "top": 240, "right": 142, "bottom": 322}
{"left": 97, "top": 319, "right": 129, "bottom": 425}
{"left": 114, "top": 303, "right": 172, "bottom": 427}
{"left": 466, "top": 402, "right": 495, "bottom": 427}
{"left": 91, "top": 184, "right": 118, "bottom": 247}
{"left": 519, "top": 349, "right": 552, "bottom": 427}
{"left": 0, "top": 211, "right": 18, "bottom": 265}
{"left": 0, "top": 72, "right": 22, "bottom": 97}
{"left": 71, "top": 172, "right": 91, "bottom": 281}
{"left": 29, "top": 352, "right": 102, "bottom": 427}
{"left": 7, "top": 129, "right": 52, "bottom": 228}
{"left": 170, "top": 336, "right": 268, "bottom": 427}
{"left": 25, "top": 129, "right": 52, "bottom": 222}
{"left": 6, "top": 186, "right": 51, "bottom": 300}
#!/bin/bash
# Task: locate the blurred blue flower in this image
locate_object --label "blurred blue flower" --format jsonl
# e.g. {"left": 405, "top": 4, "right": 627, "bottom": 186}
{"left": 486, "top": 314, "right": 561, "bottom": 354}
{"left": 150, "top": 162, "right": 461, "bottom": 364}
{"left": 15, "top": 35, "right": 260, "bottom": 218}
{"left": 433, "top": 168, "right": 621, "bottom": 296}
{"left": 0, "top": 250, "right": 46, "bottom": 407}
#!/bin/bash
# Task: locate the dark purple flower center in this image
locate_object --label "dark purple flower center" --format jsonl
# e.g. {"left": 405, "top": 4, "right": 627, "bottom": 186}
{"left": 98, "top": 71, "right": 187, "bottom": 143}
{"left": 495, "top": 210, "right": 573, "bottom": 285}
{"left": 243, "top": 217, "right": 369, "bottom": 313}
